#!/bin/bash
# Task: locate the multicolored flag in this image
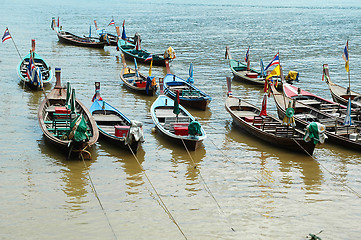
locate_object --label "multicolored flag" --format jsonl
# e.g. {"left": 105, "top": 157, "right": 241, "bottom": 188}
{"left": 265, "top": 64, "right": 280, "bottom": 80}
{"left": 2, "top": 28, "right": 11, "bottom": 42}
{"left": 244, "top": 46, "right": 250, "bottom": 63}
{"left": 121, "top": 20, "right": 127, "bottom": 40}
{"left": 264, "top": 52, "right": 279, "bottom": 71}
{"left": 26, "top": 54, "right": 36, "bottom": 80}
{"left": 342, "top": 40, "right": 349, "bottom": 72}
{"left": 145, "top": 54, "right": 152, "bottom": 61}
{"left": 108, "top": 18, "right": 115, "bottom": 26}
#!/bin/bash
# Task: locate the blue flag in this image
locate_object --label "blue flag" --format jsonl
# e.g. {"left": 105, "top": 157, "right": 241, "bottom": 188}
{"left": 343, "top": 98, "right": 352, "bottom": 126}
{"left": 187, "top": 62, "right": 194, "bottom": 84}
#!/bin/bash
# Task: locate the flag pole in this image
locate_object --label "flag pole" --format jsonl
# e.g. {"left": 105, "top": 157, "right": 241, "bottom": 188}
{"left": 6, "top": 27, "right": 23, "bottom": 60}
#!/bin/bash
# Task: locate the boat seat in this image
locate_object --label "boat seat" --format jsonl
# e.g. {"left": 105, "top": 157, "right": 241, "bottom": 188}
{"left": 181, "top": 89, "right": 200, "bottom": 97}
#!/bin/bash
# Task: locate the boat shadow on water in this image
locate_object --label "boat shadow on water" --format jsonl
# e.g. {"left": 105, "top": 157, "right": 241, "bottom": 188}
{"left": 224, "top": 122, "right": 323, "bottom": 192}
{"left": 37, "top": 138, "right": 98, "bottom": 212}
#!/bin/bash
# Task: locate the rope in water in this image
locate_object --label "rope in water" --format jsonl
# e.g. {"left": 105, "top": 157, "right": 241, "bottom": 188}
{"left": 180, "top": 138, "right": 235, "bottom": 232}
{"left": 292, "top": 139, "right": 361, "bottom": 199}
{"left": 127, "top": 145, "right": 188, "bottom": 240}
{"left": 80, "top": 153, "right": 118, "bottom": 240}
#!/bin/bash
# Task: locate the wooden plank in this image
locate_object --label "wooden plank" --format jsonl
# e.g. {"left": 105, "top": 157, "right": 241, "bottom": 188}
{"left": 93, "top": 114, "right": 122, "bottom": 122}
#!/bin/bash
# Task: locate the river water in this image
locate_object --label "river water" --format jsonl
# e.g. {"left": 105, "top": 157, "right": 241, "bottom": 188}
{"left": 1, "top": 0, "right": 361, "bottom": 239}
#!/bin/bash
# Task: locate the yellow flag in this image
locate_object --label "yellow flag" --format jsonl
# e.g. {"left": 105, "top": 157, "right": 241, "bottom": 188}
{"left": 266, "top": 64, "right": 280, "bottom": 80}
{"left": 345, "top": 60, "right": 349, "bottom": 72}
{"left": 149, "top": 58, "right": 153, "bottom": 76}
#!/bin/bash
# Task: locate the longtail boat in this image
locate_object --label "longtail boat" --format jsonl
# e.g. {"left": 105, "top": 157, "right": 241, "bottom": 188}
{"left": 281, "top": 82, "right": 350, "bottom": 116}
{"left": 38, "top": 68, "right": 99, "bottom": 159}
{"left": 225, "top": 77, "right": 317, "bottom": 155}
{"left": 163, "top": 61, "right": 211, "bottom": 110}
{"left": 271, "top": 83, "right": 361, "bottom": 151}
{"left": 225, "top": 46, "right": 268, "bottom": 86}
{"left": 51, "top": 17, "right": 106, "bottom": 49}
{"left": 117, "top": 38, "right": 175, "bottom": 66}
{"left": 151, "top": 81, "right": 206, "bottom": 151}
{"left": 323, "top": 64, "right": 361, "bottom": 109}
{"left": 119, "top": 54, "right": 157, "bottom": 96}
{"left": 90, "top": 82, "right": 144, "bottom": 153}
{"left": 17, "top": 39, "right": 52, "bottom": 89}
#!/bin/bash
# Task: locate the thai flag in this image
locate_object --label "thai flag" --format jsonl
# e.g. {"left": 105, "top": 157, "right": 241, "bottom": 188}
{"left": 2, "top": 28, "right": 11, "bottom": 42}
{"left": 145, "top": 54, "right": 152, "bottom": 61}
{"left": 26, "top": 55, "right": 36, "bottom": 80}
{"left": 264, "top": 52, "right": 280, "bottom": 71}
{"left": 244, "top": 46, "right": 250, "bottom": 63}
{"left": 108, "top": 19, "right": 115, "bottom": 26}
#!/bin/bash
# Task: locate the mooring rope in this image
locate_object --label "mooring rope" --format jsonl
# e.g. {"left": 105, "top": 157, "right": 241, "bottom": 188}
{"left": 180, "top": 138, "right": 235, "bottom": 232}
{"left": 80, "top": 154, "right": 118, "bottom": 240}
{"left": 127, "top": 145, "right": 188, "bottom": 240}
{"left": 292, "top": 139, "right": 361, "bottom": 199}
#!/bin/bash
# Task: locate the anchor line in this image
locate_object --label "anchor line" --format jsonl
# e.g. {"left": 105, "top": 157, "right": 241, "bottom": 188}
{"left": 180, "top": 138, "right": 235, "bottom": 232}
{"left": 80, "top": 154, "right": 118, "bottom": 240}
{"left": 127, "top": 145, "right": 188, "bottom": 240}
{"left": 292, "top": 139, "right": 361, "bottom": 199}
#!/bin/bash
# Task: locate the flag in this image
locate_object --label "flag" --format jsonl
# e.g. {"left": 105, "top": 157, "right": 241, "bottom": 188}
{"left": 121, "top": 22, "right": 127, "bottom": 40}
{"left": 134, "top": 58, "right": 139, "bottom": 77}
{"left": 264, "top": 52, "right": 279, "bottom": 71}
{"left": 343, "top": 97, "right": 352, "bottom": 126}
{"left": 173, "top": 90, "right": 180, "bottom": 116}
{"left": 148, "top": 58, "right": 153, "bottom": 76}
{"left": 2, "top": 28, "right": 11, "bottom": 42}
{"left": 342, "top": 40, "right": 349, "bottom": 72}
{"left": 260, "top": 59, "right": 265, "bottom": 78}
{"left": 266, "top": 64, "right": 280, "bottom": 80}
{"left": 259, "top": 93, "right": 267, "bottom": 117}
{"left": 108, "top": 18, "right": 115, "bottom": 26}
{"left": 57, "top": 17, "right": 59, "bottom": 28}
{"left": 187, "top": 62, "right": 194, "bottom": 84}
{"left": 245, "top": 46, "right": 250, "bottom": 63}
{"left": 145, "top": 54, "right": 152, "bottom": 61}
{"left": 26, "top": 54, "right": 36, "bottom": 80}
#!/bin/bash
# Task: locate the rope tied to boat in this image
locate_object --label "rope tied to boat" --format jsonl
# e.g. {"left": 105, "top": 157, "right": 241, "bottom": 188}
{"left": 180, "top": 138, "right": 235, "bottom": 232}
{"left": 127, "top": 145, "right": 188, "bottom": 240}
{"left": 79, "top": 152, "right": 118, "bottom": 240}
{"left": 292, "top": 139, "right": 361, "bottom": 199}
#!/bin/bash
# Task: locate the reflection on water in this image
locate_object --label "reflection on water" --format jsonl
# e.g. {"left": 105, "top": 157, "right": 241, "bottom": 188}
{"left": 152, "top": 129, "right": 206, "bottom": 193}
{"left": 224, "top": 120, "right": 323, "bottom": 191}
{"left": 37, "top": 137, "right": 98, "bottom": 213}
{"left": 97, "top": 140, "right": 146, "bottom": 195}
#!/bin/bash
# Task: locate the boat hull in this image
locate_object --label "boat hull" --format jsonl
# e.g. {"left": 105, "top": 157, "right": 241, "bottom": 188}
{"left": 225, "top": 97, "right": 315, "bottom": 155}
{"left": 57, "top": 31, "right": 105, "bottom": 49}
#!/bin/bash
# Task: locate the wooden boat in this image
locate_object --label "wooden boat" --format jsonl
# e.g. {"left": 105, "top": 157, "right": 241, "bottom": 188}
{"left": 323, "top": 64, "right": 361, "bottom": 109}
{"left": 119, "top": 54, "right": 157, "bottom": 96}
{"left": 94, "top": 21, "right": 139, "bottom": 47}
{"left": 163, "top": 72, "right": 212, "bottom": 111}
{"left": 90, "top": 82, "right": 143, "bottom": 153}
{"left": 270, "top": 83, "right": 361, "bottom": 152}
{"left": 281, "top": 82, "right": 351, "bottom": 117}
{"left": 38, "top": 68, "right": 99, "bottom": 159}
{"left": 225, "top": 46, "right": 268, "bottom": 86}
{"left": 225, "top": 78, "right": 316, "bottom": 155}
{"left": 17, "top": 40, "right": 52, "bottom": 89}
{"left": 151, "top": 91, "right": 206, "bottom": 151}
{"left": 52, "top": 18, "right": 105, "bottom": 49}
{"left": 117, "top": 38, "right": 175, "bottom": 66}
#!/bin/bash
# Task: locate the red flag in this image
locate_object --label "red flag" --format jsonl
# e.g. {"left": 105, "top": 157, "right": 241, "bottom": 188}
{"left": 57, "top": 17, "right": 59, "bottom": 27}
{"left": 259, "top": 93, "right": 267, "bottom": 117}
